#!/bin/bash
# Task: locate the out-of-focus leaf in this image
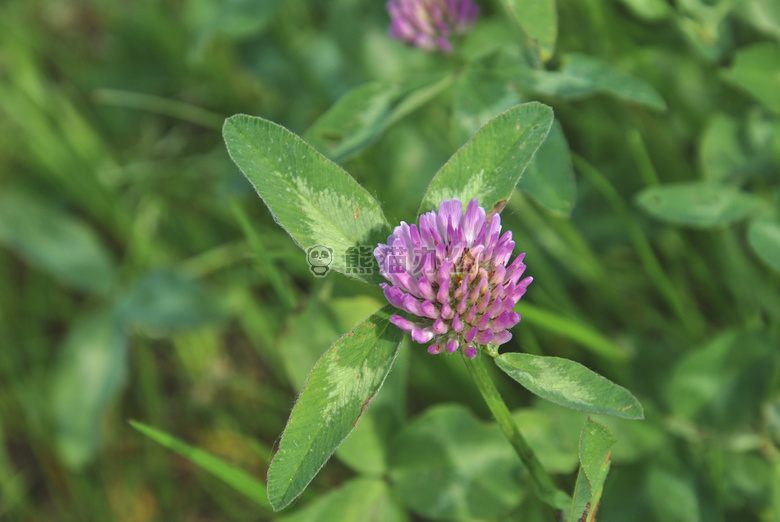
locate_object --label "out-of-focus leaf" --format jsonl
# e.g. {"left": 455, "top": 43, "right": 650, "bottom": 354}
{"left": 223, "top": 115, "right": 391, "bottom": 285}
{"left": 452, "top": 68, "right": 523, "bottom": 146}
{"left": 700, "top": 115, "right": 746, "bottom": 182}
{"left": 304, "top": 83, "right": 399, "bottom": 162}
{"left": 420, "top": 102, "right": 554, "bottom": 213}
{"left": 116, "top": 270, "right": 223, "bottom": 334}
{"left": 561, "top": 54, "right": 666, "bottom": 110}
{"left": 722, "top": 451, "right": 773, "bottom": 509}
{"left": 266, "top": 306, "right": 403, "bottom": 511}
{"left": 748, "top": 217, "right": 780, "bottom": 272}
{"left": 518, "top": 121, "right": 577, "bottom": 216}
{"left": 277, "top": 478, "right": 408, "bottom": 522}
{"left": 533, "top": 400, "right": 666, "bottom": 465}
{"left": 460, "top": 19, "right": 515, "bottom": 62}
{"left": 736, "top": 0, "right": 780, "bottom": 41}
{"left": 667, "top": 330, "right": 778, "bottom": 429}
{"left": 389, "top": 404, "right": 526, "bottom": 521}
{"left": 511, "top": 409, "right": 579, "bottom": 473}
{"left": 722, "top": 43, "right": 780, "bottom": 116}
{"left": 647, "top": 467, "right": 700, "bottom": 522}
{"left": 190, "top": 0, "right": 284, "bottom": 61}
{"left": 495, "top": 353, "right": 644, "bottom": 419}
{"left": 569, "top": 419, "right": 617, "bottom": 522}
{"left": 304, "top": 74, "right": 452, "bottom": 162}
{"left": 697, "top": 113, "right": 776, "bottom": 183}
{"left": 129, "top": 420, "right": 270, "bottom": 510}
{"left": 636, "top": 182, "right": 763, "bottom": 228}
{"left": 0, "top": 190, "right": 115, "bottom": 294}
{"left": 501, "top": 0, "right": 558, "bottom": 62}
{"left": 52, "top": 313, "right": 127, "bottom": 468}
{"left": 616, "top": 0, "right": 671, "bottom": 21}
{"left": 510, "top": 54, "right": 666, "bottom": 110}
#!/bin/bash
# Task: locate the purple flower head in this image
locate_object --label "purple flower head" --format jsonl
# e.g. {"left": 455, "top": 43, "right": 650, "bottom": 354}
{"left": 386, "top": 0, "right": 480, "bottom": 53}
{"left": 375, "top": 198, "right": 531, "bottom": 359}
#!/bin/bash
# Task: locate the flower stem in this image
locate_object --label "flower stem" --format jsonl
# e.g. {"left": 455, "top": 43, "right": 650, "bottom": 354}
{"left": 462, "top": 351, "right": 571, "bottom": 511}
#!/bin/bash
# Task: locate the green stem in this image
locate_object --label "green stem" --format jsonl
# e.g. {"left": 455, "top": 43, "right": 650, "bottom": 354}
{"left": 462, "top": 351, "right": 571, "bottom": 511}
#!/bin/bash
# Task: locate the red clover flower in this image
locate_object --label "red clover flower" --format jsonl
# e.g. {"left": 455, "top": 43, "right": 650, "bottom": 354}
{"left": 386, "top": 0, "right": 480, "bottom": 53}
{"left": 375, "top": 198, "right": 531, "bottom": 359}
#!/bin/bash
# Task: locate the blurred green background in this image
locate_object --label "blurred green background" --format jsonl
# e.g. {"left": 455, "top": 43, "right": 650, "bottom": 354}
{"left": 1, "top": 0, "right": 779, "bottom": 520}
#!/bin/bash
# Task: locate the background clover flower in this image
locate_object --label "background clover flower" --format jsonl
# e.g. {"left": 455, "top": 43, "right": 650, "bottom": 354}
{"left": 386, "top": 0, "right": 480, "bottom": 53}
{"left": 375, "top": 198, "right": 531, "bottom": 359}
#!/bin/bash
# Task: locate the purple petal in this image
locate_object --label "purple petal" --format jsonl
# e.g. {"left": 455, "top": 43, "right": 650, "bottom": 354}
{"left": 464, "top": 327, "right": 478, "bottom": 343}
{"left": 441, "top": 299, "right": 454, "bottom": 319}
{"left": 432, "top": 318, "right": 449, "bottom": 334}
{"left": 507, "top": 312, "right": 521, "bottom": 328}
{"left": 464, "top": 304, "right": 477, "bottom": 324}
{"left": 456, "top": 297, "right": 468, "bottom": 315}
{"left": 489, "top": 296, "right": 504, "bottom": 318}
{"left": 417, "top": 276, "right": 436, "bottom": 301}
{"left": 403, "top": 294, "right": 424, "bottom": 316}
{"left": 462, "top": 199, "right": 486, "bottom": 246}
{"left": 421, "top": 299, "right": 440, "bottom": 319}
{"left": 436, "top": 275, "right": 451, "bottom": 304}
{"left": 390, "top": 315, "right": 416, "bottom": 333}
{"left": 453, "top": 273, "right": 470, "bottom": 300}
{"left": 452, "top": 313, "right": 464, "bottom": 332}
{"left": 477, "top": 312, "right": 491, "bottom": 330}
{"left": 382, "top": 284, "right": 407, "bottom": 309}
{"left": 465, "top": 345, "right": 478, "bottom": 359}
{"left": 412, "top": 328, "right": 435, "bottom": 344}
{"left": 493, "top": 330, "right": 512, "bottom": 345}
{"left": 489, "top": 311, "right": 510, "bottom": 331}
{"left": 476, "top": 329, "right": 494, "bottom": 344}
{"left": 428, "top": 343, "right": 443, "bottom": 354}
{"left": 477, "top": 287, "right": 491, "bottom": 313}
{"left": 446, "top": 338, "right": 460, "bottom": 353}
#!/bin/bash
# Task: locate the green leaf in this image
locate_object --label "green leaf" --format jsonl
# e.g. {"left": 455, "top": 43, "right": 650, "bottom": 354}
{"left": 304, "top": 74, "right": 452, "bottom": 163}
{"left": 511, "top": 409, "right": 580, "bottom": 474}
{"left": 635, "top": 182, "right": 764, "bottom": 228}
{"left": 646, "top": 467, "right": 701, "bottom": 522}
{"left": 510, "top": 54, "right": 666, "bottom": 110}
{"left": 615, "top": 0, "right": 671, "bottom": 21}
{"left": 561, "top": 54, "right": 667, "bottom": 110}
{"left": 722, "top": 43, "right": 780, "bottom": 116}
{"left": 115, "top": 270, "right": 223, "bottom": 335}
{"left": 748, "top": 217, "right": 780, "bottom": 272}
{"left": 335, "top": 336, "right": 408, "bottom": 477}
{"left": 495, "top": 353, "right": 644, "bottom": 419}
{"left": 277, "top": 478, "right": 408, "bottom": 522}
{"left": 129, "top": 420, "right": 270, "bottom": 510}
{"left": 304, "top": 82, "right": 399, "bottom": 162}
{"left": 667, "top": 330, "right": 778, "bottom": 430}
{"left": 389, "top": 404, "right": 526, "bottom": 521}
{"left": 420, "top": 102, "right": 554, "bottom": 213}
{"left": 503, "top": 0, "right": 558, "bottom": 62}
{"left": 51, "top": 313, "right": 127, "bottom": 468}
{"left": 518, "top": 121, "right": 577, "bottom": 216}
{"left": 267, "top": 305, "right": 404, "bottom": 510}
{"left": 223, "top": 114, "right": 391, "bottom": 285}
{"left": 736, "top": 0, "right": 780, "bottom": 42}
{"left": 697, "top": 113, "right": 778, "bottom": 183}
{"left": 0, "top": 189, "right": 115, "bottom": 294}
{"left": 569, "top": 418, "right": 617, "bottom": 522}
{"left": 451, "top": 68, "right": 523, "bottom": 146}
